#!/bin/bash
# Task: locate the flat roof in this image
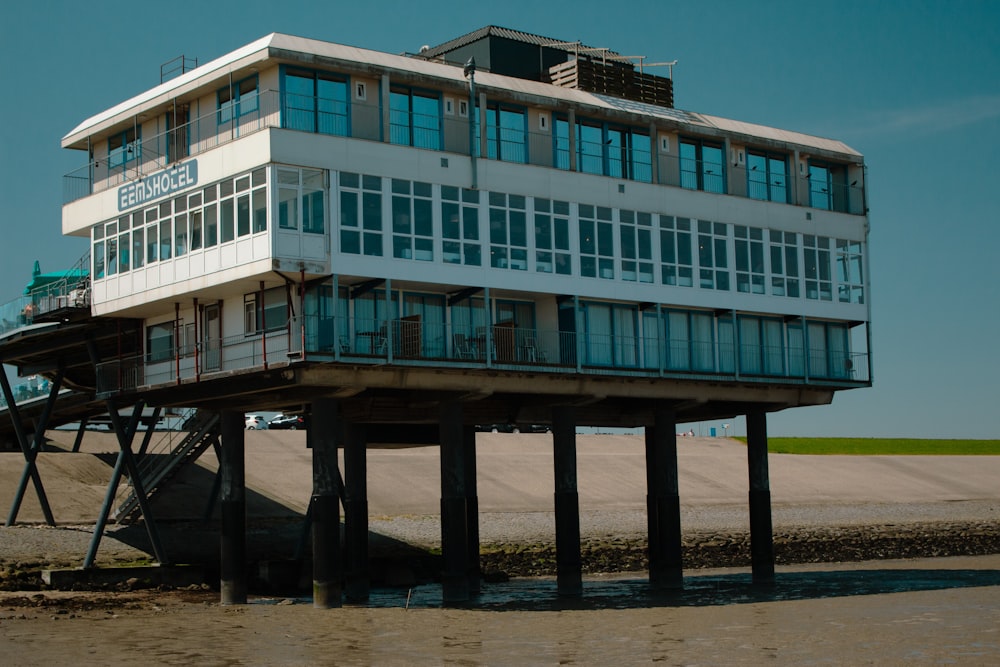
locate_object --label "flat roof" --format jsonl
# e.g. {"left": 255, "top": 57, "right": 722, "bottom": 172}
{"left": 62, "top": 32, "right": 861, "bottom": 159}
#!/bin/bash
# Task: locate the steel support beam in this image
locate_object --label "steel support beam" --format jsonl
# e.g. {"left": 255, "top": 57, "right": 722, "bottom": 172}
{"left": 552, "top": 406, "right": 582, "bottom": 596}
{"left": 343, "top": 421, "right": 369, "bottom": 602}
{"left": 439, "top": 400, "right": 470, "bottom": 604}
{"left": 747, "top": 409, "right": 775, "bottom": 585}
{"left": 646, "top": 408, "right": 683, "bottom": 589}
{"left": 311, "top": 397, "right": 342, "bottom": 608}
{"left": 219, "top": 410, "right": 247, "bottom": 604}
{"left": 3, "top": 365, "right": 61, "bottom": 526}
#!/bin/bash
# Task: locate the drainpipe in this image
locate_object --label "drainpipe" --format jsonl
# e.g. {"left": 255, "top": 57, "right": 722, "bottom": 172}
{"left": 174, "top": 302, "right": 181, "bottom": 384}
{"left": 260, "top": 281, "right": 268, "bottom": 370}
{"left": 300, "top": 269, "right": 306, "bottom": 360}
{"left": 464, "top": 58, "right": 478, "bottom": 190}
{"left": 194, "top": 297, "right": 200, "bottom": 381}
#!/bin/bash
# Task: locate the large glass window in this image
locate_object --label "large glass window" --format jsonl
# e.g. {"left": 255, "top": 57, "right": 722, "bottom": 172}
{"left": 390, "top": 87, "right": 441, "bottom": 149}
{"left": 734, "top": 225, "right": 765, "bottom": 294}
{"left": 697, "top": 220, "right": 730, "bottom": 290}
{"left": 392, "top": 179, "right": 434, "bottom": 261}
{"left": 578, "top": 204, "right": 614, "bottom": 279}
{"left": 803, "top": 235, "right": 833, "bottom": 300}
{"left": 278, "top": 167, "right": 325, "bottom": 234}
{"left": 244, "top": 286, "right": 288, "bottom": 334}
{"left": 486, "top": 104, "right": 527, "bottom": 163}
{"left": 339, "top": 172, "right": 383, "bottom": 256}
{"left": 283, "top": 68, "right": 349, "bottom": 136}
{"left": 680, "top": 138, "right": 725, "bottom": 193}
{"left": 665, "top": 310, "right": 715, "bottom": 372}
{"left": 488, "top": 192, "right": 528, "bottom": 270}
{"left": 619, "top": 210, "right": 653, "bottom": 283}
{"left": 659, "top": 215, "right": 693, "bottom": 287}
{"left": 577, "top": 120, "right": 604, "bottom": 175}
{"left": 533, "top": 198, "right": 571, "bottom": 275}
{"left": 218, "top": 76, "right": 259, "bottom": 123}
{"left": 769, "top": 230, "right": 800, "bottom": 297}
{"left": 147, "top": 321, "right": 175, "bottom": 363}
{"left": 607, "top": 126, "right": 652, "bottom": 182}
{"left": 747, "top": 150, "right": 788, "bottom": 203}
{"left": 441, "top": 186, "right": 481, "bottom": 266}
{"left": 108, "top": 126, "right": 140, "bottom": 171}
{"left": 808, "top": 161, "right": 848, "bottom": 211}
{"left": 836, "top": 239, "right": 864, "bottom": 304}
{"left": 553, "top": 116, "right": 570, "bottom": 170}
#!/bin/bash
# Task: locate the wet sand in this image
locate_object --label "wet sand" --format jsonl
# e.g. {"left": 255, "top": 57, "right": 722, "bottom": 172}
{"left": 3, "top": 555, "right": 999, "bottom": 665}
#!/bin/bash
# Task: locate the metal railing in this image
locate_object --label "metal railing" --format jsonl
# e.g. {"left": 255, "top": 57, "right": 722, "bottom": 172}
{"left": 64, "top": 89, "right": 867, "bottom": 216}
{"left": 0, "top": 251, "right": 90, "bottom": 337}
{"left": 94, "top": 314, "right": 869, "bottom": 396}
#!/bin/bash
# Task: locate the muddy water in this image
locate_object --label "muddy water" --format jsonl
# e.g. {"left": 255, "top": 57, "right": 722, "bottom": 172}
{"left": 4, "top": 557, "right": 999, "bottom": 665}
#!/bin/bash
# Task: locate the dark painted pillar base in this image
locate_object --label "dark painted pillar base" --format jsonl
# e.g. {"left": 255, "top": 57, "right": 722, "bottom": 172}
{"left": 464, "top": 425, "right": 481, "bottom": 594}
{"left": 552, "top": 406, "right": 582, "bottom": 597}
{"left": 344, "top": 423, "right": 369, "bottom": 602}
{"left": 311, "top": 398, "right": 342, "bottom": 609}
{"left": 747, "top": 409, "right": 775, "bottom": 585}
{"left": 646, "top": 409, "right": 683, "bottom": 590}
{"left": 440, "top": 402, "right": 470, "bottom": 604}
{"left": 219, "top": 411, "right": 247, "bottom": 605}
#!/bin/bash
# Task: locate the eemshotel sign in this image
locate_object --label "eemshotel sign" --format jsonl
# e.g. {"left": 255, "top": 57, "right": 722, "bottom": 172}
{"left": 118, "top": 160, "right": 198, "bottom": 211}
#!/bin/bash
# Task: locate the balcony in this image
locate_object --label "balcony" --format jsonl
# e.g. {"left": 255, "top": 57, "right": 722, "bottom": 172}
{"left": 64, "top": 90, "right": 867, "bottom": 216}
{"left": 95, "top": 314, "right": 869, "bottom": 398}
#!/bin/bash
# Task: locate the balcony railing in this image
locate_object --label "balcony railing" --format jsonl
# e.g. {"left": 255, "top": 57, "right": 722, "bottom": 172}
{"left": 64, "top": 89, "right": 867, "bottom": 215}
{"left": 94, "top": 314, "right": 869, "bottom": 397}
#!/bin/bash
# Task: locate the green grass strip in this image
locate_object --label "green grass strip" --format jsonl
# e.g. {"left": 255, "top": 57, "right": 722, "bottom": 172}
{"left": 732, "top": 437, "right": 1000, "bottom": 455}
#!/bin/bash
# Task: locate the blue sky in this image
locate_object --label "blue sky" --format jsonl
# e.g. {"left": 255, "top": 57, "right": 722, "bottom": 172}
{"left": 1, "top": 0, "right": 997, "bottom": 438}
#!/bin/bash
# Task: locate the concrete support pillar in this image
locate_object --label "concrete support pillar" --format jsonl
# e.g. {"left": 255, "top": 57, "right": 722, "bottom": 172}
{"left": 311, "top": 398, "right": 342, "bottom": 608}
{"left": 747, "top": 409, "right": 775, "bottom": 585}
{"left": 645, "top": 408, "right": 683, "bottom": 589}
{"left": 219, "top": 410, "right": 247, "bottom": 605}
{"left": 463, "top": 425, "right": 481, "bottom": 594}
{"left": 343, "top": 421, "right": 369, "bottom": 602}
{"left": 552, "top": 406, "right": 582, "bottom": 596}
{"left": 439, "top": 401, "right": 470, "bottom": 604}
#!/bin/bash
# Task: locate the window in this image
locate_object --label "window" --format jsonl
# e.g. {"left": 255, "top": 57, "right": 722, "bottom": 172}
{"left": 808, "top": 161, "right": 848, "bottom": 211}
{"left": 665, "top": 309, "right": 715, "bottom": 372}
{"left": 392, "top": 179, "right": 434, "bottom": 261}
{"left": 747, "top": 150, "right": 788, "bottom": 203}
{"left": 836, "top": 239, "right": 864, "bottom": 304}
{"left": 533, "top": 198, "right": 571, "bottom": 275}
{"left": 734, "top": 225, "right": 765, "bottom": 294}
{"left": 579, "top": 204, "right": 615, "bottom": 279}
{"left": 278, "top": 167, "right": 325, "bottom": 234}
{"left": 553, "top": 116, "right": 571, "bottom": 170}
{"left": 339, "top": 172, "right": 383, "bottom": 256}
{"left": 739, "top": 316, "right": 785, "bottom": 376}
{"left": 486, "top": 104, "right": 527, "bottom": 163}
{"left": 283, "top": 68, "right": 349, "bottom": 136}
{"left": 619, "top": 210, "right": 653, "bottom": 283}
{"left": 147, "top": 321, "right": 175, "bottom": 363}
{"left": 389, "top": 87, "right": 441, "bottom": 149}
{"left": 659, "top": 216, "right": 693, "bottom": 287}
{"left": 108, "top": 126, "right": 140, "bottom": 171}
{"left": 803, "top": 235, "right": 833, "bottom": 300}
{"left": 441, "top": 186, "right": 481, "bottom": 266}
{"left": 488, "top": 192, "right": 528, "bottom": 270}
{"left": 577, "top": 119, "right": 604, "bottom": 175}
{"left": 680, "top": 138, "right": 725, "bottom": 193}
{"left": 218, "top": 76, "right": 259, "bottom": 123}
{"left": 769, "top": 231, "right": 800, "bottom": 297}
{"left": 582, "top": 302, "right": 638, "bottom": 367}
{"left": 244, "top": 287, "right": 288, "bottom": 334}
{"left": 607, "top": 126, "right": 652, "bottom": 182}
{"left": 697, "top": 220, "right": 730, "bottom": 290}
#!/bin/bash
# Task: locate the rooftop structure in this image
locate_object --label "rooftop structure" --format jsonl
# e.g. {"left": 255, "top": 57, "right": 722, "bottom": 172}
{"left": 48, "top": 27, "right": 871, "bottom": 604}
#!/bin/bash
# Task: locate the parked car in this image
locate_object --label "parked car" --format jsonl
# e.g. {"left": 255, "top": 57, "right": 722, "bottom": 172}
{"left": 268, "top": 414, "right": 305, "bottom": 430}
{"left": 245, "top": 414, "right": 267, "bottom": 430}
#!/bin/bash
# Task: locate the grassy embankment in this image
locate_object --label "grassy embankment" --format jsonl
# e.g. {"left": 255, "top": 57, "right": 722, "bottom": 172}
{"left": 734, "top": 438, "right": 1000, "bottom": 455}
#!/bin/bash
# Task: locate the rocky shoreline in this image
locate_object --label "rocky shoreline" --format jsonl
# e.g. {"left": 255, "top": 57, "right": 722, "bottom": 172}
{"left": 3, "top": 519, "right": 997, "bottom": 592}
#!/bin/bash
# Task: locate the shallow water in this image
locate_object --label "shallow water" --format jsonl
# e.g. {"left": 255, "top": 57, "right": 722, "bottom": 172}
{"left": 4, "top": 556, "right": 999, "bottom": 665}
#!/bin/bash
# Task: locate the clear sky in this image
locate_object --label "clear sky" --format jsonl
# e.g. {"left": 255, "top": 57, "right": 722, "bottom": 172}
{"left": 1, "top": 0, "right": 997, "bottom": 438}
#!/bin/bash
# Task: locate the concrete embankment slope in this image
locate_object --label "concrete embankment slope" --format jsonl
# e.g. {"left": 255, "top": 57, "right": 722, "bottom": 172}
{"left": 3, "top": 431, "right": 998, "bottom": 526}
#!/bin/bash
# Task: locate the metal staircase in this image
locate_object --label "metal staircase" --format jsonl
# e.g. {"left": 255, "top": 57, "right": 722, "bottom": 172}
{"left": 113, "top": 408, "right": 220, "bottom": 523}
